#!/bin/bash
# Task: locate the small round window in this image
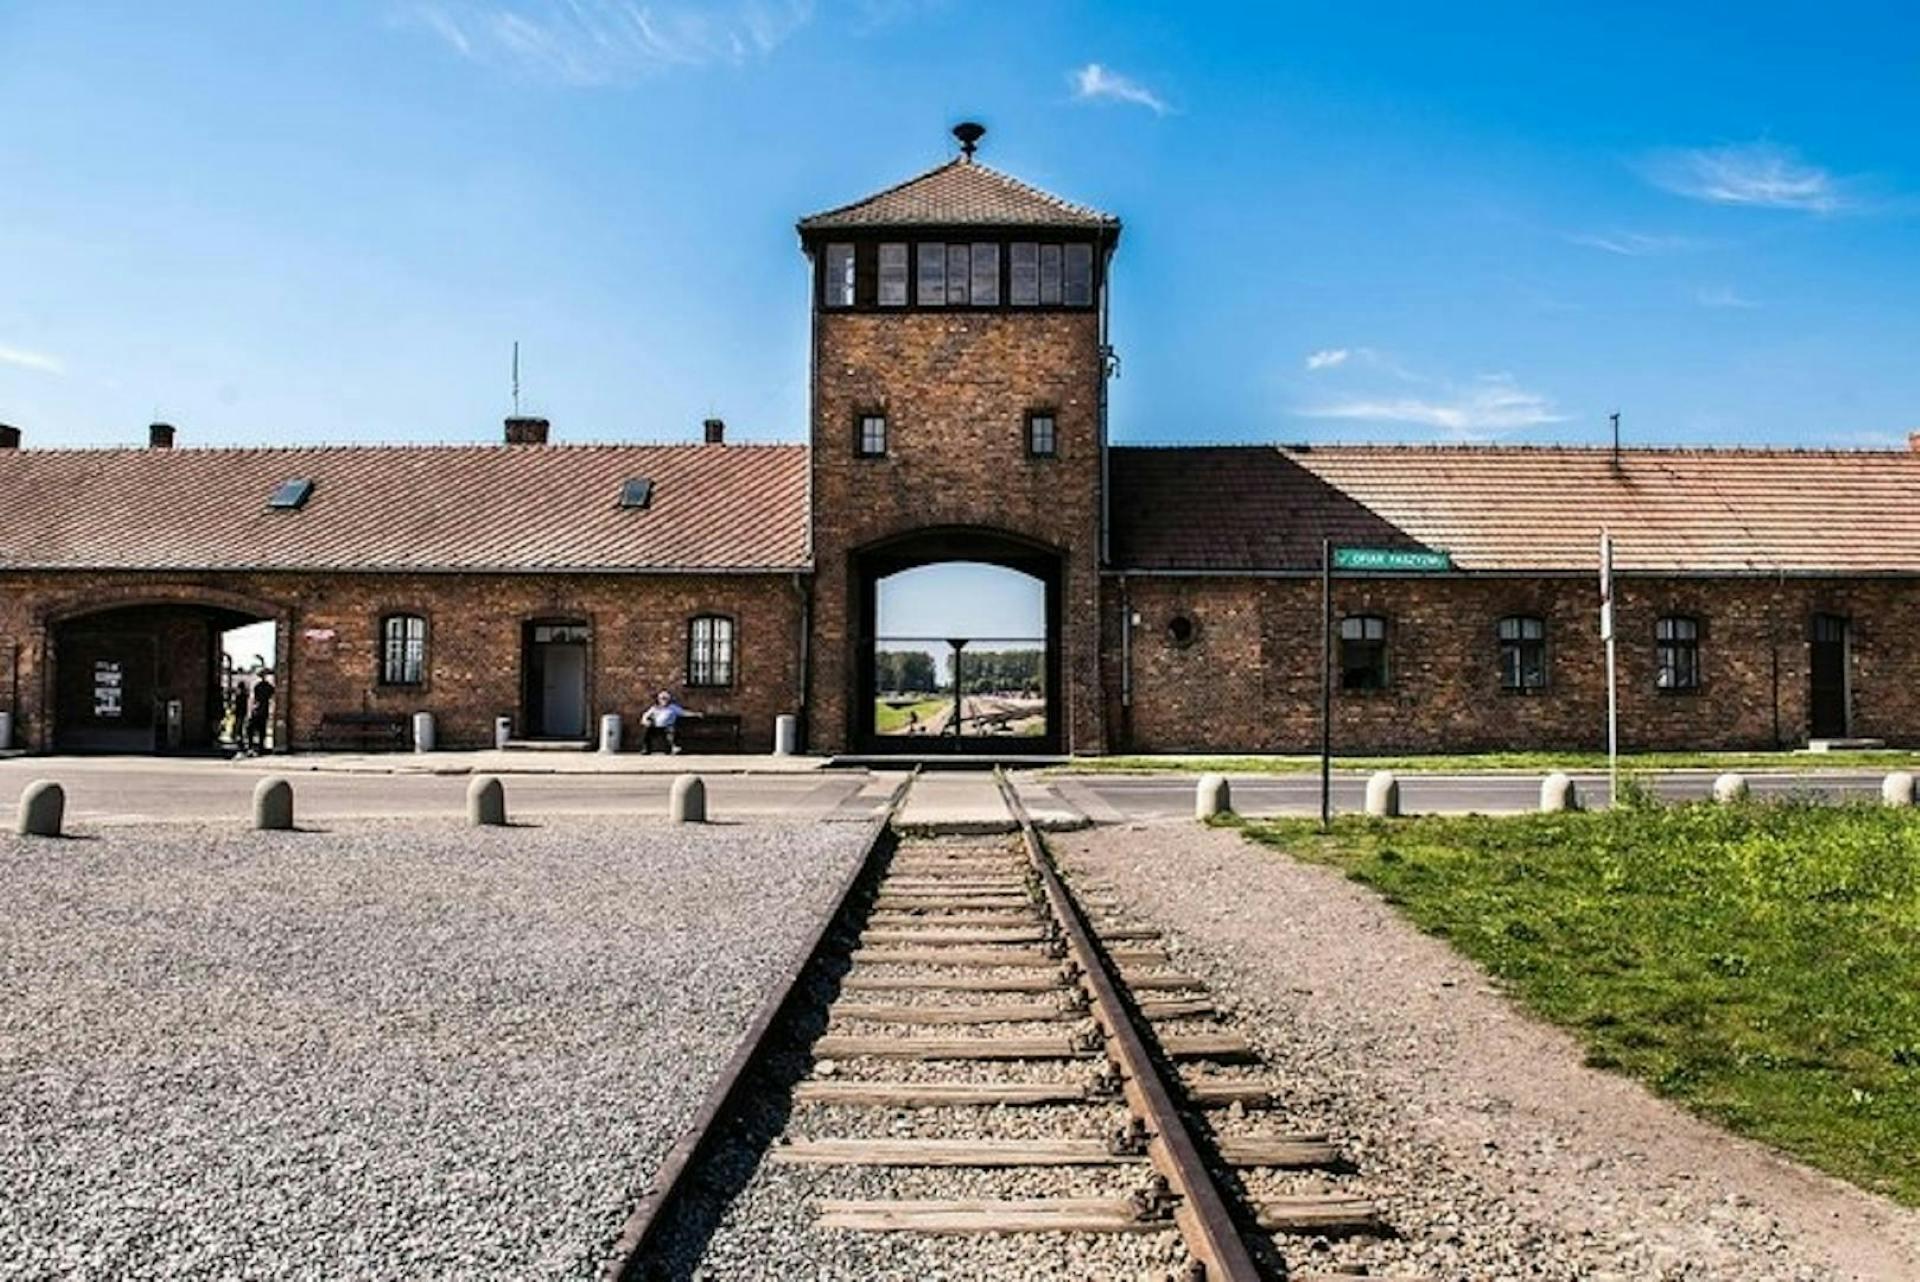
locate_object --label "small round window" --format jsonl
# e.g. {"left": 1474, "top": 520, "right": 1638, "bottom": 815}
{"left": 1167, "top": 614, "right": 1198, "bottom": 648}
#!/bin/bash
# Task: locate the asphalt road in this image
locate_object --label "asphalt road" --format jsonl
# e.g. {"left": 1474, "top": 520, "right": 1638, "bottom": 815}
{"left": 0, "top": 758, "right": 873, "bottom": 825}
{"left": 1050, "top": 769, "right": 1896, "bottom": 820}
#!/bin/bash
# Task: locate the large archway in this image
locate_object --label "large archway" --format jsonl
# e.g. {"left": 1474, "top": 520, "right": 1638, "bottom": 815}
{"left": 852, "top": 527, "right": 1063, "bottom": 756}
{"left": 49, "top": 597, "right": 278, "bottom": 753}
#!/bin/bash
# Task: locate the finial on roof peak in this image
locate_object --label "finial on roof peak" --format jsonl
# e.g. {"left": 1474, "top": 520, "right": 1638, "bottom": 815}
{"left": 952, "top": 121, "right": 986, "bottom": 161}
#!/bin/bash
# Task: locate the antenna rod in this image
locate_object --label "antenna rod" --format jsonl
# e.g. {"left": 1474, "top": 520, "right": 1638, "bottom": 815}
{"left": 512, "top": 341, "right": 521, "bottom": 416}
{"left": 1610, "top": 410, "right": 1621, "bottom": 469}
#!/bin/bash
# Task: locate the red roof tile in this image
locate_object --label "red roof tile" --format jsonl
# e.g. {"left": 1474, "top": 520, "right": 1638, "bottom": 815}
{"left": 1111, "top": 445, "right": 1920, "bottom": 574}
{"left": 0, "top": 443, "right": 809, "bottom": 573}
{"left": 798, "top": 158, "right": 1118, "bottom": 231}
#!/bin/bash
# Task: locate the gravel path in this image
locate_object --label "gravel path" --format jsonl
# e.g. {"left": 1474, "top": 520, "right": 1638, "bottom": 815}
{"left": 1057, "top": 820, "right": 1920, "bottom": 1282}
{"left": 0, "top": 818, "right": 870, "bottom": 1280}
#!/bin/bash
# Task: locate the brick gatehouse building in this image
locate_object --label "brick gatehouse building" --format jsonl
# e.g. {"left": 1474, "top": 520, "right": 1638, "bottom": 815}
{"left": 5, "top": 133, "right": 1920, "bottom": 757}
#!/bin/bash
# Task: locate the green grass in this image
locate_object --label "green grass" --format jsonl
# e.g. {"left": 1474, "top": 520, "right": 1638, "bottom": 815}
{"left": 1233, "top": 802, "right": 1920, "bottom": 1204}
{"left": 873, "top": 697, "right": 948, "bottom": 734}
{"left": 1057, "top": 749, "right": 1920, "bottom": 775}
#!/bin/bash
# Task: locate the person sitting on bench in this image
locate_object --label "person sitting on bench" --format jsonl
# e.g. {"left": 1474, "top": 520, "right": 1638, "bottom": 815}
{"left": 640, "top": 689, "right": 684, "bottom": 754}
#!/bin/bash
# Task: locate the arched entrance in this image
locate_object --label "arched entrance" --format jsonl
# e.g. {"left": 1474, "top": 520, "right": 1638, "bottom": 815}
{"left": 49, "top": 596, "right": 279, "bottom": 753}
{"left": 853, "top": 528, "right": 1062, "bottom": 756}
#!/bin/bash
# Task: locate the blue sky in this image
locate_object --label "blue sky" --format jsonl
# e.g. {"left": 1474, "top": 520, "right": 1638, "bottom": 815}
{"left": 3, "top": 1, "right": 1919, "bottom": 453}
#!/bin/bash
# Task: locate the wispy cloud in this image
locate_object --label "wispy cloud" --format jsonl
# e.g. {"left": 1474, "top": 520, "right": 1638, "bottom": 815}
{"left": 403, "top": 0, "right": 813, "bottom": 84}
{"left": 1300, "top": 374, "right": 1565, "bottom": 440}
{"left": 1564, "top": 230, "right": 1704, "bottom": 256}
{"left": 1304, "top": 348, "right": 1350, "bottom": 371}
{"left": 0, "top": 343, "right": 65, "bottom": 376}
{"left": 1641, "top": 141, "right": 1847, "bottom": 213}
{"left": 1070, "top": 63, "right": 1170, "bottom": 115}
{"left": 1694, "top": 285, "right": 1759, "bottom": 309}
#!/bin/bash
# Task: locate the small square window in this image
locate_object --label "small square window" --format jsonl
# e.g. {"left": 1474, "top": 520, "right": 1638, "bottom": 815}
{"left": 1027, "top": 412, "right": 1057, "bottom": 458}
{"left": 857, "top": 413, "right": 888, "bottom": 458}
{"left": 618, "top": 477, "right": 652, "bottom": 509}
{"left": 267, "top": 478, "right": 313, "bottom": 510}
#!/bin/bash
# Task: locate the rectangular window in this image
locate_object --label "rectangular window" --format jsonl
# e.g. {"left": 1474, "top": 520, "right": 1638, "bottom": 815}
{"left": 970, "top": 242, "right": 1000, "bottom": 305}
{"left": 916, "top": 243, "right": 945, "bottom": 305}
{"left": 688, "top": 615, "right": 734, "bottom": 688}
{"left": 824, "top": 243, "right": 855, "bottom": 308}
{"left": 1339, "top": 615, "right": 1389, "bottom": 691}
{"left": 1039, "top": 243, "right": 1063, "bottom": 305}
{"left": 1656, "top": 616, "right": 1701, "bottom": 691}
{"left": 878, "top": 243, "right": 909, "bottom": 306}
{"left": 1027, "top": 411, "right": 1057, "bottom": 458}
{"left": 945, "top": 244, "right": 970, "bottom": 305}
{"left": 857, "top": 413, "right": 888, "bottom": 458}
{"left": 1497, "top": 616, "right": 1547, "bottom": 692}
{"left": 380, "top": 614, "right": 426, "bottom": 686}
{"left": 1010, "top": 242, "right": 1039, "bottom": 305}
{"left": 1063, "top": 243, "right": 1094, "bottom": 306}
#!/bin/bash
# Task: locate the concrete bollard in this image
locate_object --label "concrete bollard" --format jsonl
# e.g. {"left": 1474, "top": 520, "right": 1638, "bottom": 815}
{"left": 252, "top": 776, "right": 294, "bottom": 830}
{"left": 1195, "top": 773, "right": 1231, "bottom": 820}
{"left": 1882, "top": 771, "right": 1916, "bottom": 807}
{"left": 1364, "top": 771, "right": 1400, "bottom": 818}
{"left": 773, "top": 714, "right": 799, "bottom": 757}
{"left": 599, "top": 713, "right": 623, "bottom": 754}
{"left": 671, "top": 774, "right": 707, "bottom": 824}
{"left": 15, "top": 780, "right": 63, "bottom": 837}
{"left": 412, "top": 711, "right": 435, "bottom": 754}
{"left": 468, "top": 775, "right": 507, "bottom": 826}
{"left": 493, "top": 716, "right": 512, "bottom": 750}
{"left": 0, "top": 709, "right": 12, "bottom": 750}
{"left": 1712, "top": 772, "right": 1750, "bottom": 805}
{"left": 1540, "top": 772, "right": 1580, "bottom": 813}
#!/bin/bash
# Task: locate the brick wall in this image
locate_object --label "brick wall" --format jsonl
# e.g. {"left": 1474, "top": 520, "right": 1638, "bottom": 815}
{"left": 0, "top": 569, "right": 803, "bottom": 752}
{"left": 808, "top": 309, "right": 1106, "bottom": 753}
{"left": 1108, "top": 574, "right": 1920, "bottom": 752}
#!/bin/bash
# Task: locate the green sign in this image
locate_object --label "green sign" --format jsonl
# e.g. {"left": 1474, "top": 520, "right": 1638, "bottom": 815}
{"left": 1332, "top": 547, "right": 1452, "bottom": 573}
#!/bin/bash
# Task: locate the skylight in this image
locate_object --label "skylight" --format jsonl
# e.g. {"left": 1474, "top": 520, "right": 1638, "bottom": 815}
{"left": 619, "top": 477, "right": 653, "bottom": 510}
{"left": 267, "top": 478, "right": 314, "bottom": 510}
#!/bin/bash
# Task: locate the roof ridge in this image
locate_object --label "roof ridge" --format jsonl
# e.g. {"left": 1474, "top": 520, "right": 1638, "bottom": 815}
{"left": 1108, "top": 442, "right": 1920, "bottom": 458}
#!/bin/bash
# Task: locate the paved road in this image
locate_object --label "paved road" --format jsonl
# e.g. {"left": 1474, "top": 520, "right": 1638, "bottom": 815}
{"left": 1049, "top": 769, "right": 1895, "bottom": 820}
{"left": 0, "top": 758, "right": 872, "bottom": 825}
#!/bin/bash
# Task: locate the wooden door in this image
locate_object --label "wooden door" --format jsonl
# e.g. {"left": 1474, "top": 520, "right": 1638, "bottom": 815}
{"left": 1809, "top": 614, "right": 1848, "bottom": 739}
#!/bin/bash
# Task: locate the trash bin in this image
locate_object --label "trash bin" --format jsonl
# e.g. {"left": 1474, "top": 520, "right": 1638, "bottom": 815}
{"left": 599, "top": 713, "right": 623, "bottom": 754}
{"left": 412, "top": 711, "right": 436, "bottom": 753}
{"left": 494, "top": 716, "right": 512, "bottom": 750}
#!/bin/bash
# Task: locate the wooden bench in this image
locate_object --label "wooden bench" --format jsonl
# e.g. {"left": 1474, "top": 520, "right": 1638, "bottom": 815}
{"left": 317, "top": 711, "right": 409, "bottom": 752}
{"left": 665, "top": 712, "right": 743, "bottom": 753}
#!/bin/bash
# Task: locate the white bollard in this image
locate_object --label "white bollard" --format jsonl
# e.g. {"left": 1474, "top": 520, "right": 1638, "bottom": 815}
{"left": 15, "top": 779, "right": 63, "bottom": 837}
{"left": 412, "top": 711, "right": 435, "bottom": 754}
{"left": 773, "top": 714, "right": 799, "bottom": 757}
{"left": 1195, "top": 773, "right": 1231, "bottom": 820}
{"left": 1540, "top": 772, "right": 1580, "bottom": 813}
{"left": 252, "top": 776, "right": 294, "bottom": 831}
{"left": 671, "top": 774, "right": 707, "bottom": 824}
{"left": 599, "top": 713, "right": 623, "bottom": 754}
{"left": 1364, "top": 771, "right": 1400, "bottom": 818}
{"left": 0, "top": 710, "right": 12, "bottom": 750}
{"left": 1882, "top": 771, "right": 1916, "bottom": 807}
{"left": 493, "top": 716, "right": 512, "bottom": 750}
{"left": 1712, "top": 772, "right": 1750, "bottom": 805}
{"left": 468, "top": 775, "right": 507, "bottom": 826}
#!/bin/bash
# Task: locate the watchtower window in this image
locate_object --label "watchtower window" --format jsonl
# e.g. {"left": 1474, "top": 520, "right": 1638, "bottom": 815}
{"left": 824, "top": 243, "right": 855, "bottom": 308}
{"left": 857, "top": 413, "right": 888, "bottom": 458}
{"left": 1010, "top": 242, "right": 1039, "bottom": 305}
{"left": 970, "top": 242, "right": 1000, "bottom": 305}
{"left": 916, "top": 243, "right": 945, "bottom": 305}
{"left": 1039, "top": 243, "right": 1063, "bottom": 305}
{"left": 1063, "top": 243, "right": 1094, "bottom": 306}
{"left": 944, "top": 244, "right": 971, "bottom": 305}
{"left": 878, "top": 243, "right": 908, "bottom": 306}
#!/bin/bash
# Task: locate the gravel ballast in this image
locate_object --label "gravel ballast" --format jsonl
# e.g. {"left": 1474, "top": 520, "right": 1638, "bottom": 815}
{"left": 0, "top": 819, "right": 872, "bottom": 1280}
{"left": 1057, "top": 820, "right": 1920, "bottom": 1282}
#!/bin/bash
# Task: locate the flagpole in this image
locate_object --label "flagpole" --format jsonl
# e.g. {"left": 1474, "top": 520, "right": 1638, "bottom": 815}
{"left": 1601, "top": 530, "right": 1618, "bottom": 807}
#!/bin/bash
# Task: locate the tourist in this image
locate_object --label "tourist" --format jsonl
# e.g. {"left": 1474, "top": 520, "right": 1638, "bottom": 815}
{"left": 640, "top": 689, "right": 684, "bottom": 754}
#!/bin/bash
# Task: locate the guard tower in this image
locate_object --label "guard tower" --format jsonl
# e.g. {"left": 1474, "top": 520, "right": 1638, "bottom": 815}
{"left": 797, "top": 124, "right": 1121, "bottom": 755}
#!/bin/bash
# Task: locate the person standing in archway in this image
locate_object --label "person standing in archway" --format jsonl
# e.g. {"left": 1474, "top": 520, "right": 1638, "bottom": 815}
{"left": 246, "top": 671, "right": 274, "bottom": 755}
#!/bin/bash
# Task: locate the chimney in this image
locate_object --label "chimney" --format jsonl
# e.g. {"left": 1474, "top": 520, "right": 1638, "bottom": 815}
{"left": 504, "top": 416, "right": 550, "bottom": 445}
{"left": 149, "top": 422, "right": 176, "bottom": 449}
{"left": 703, "top": 417, "right": 726, "bottom": 445}
{"left": 0, "top": 424, "right": 18, "bottom": 450}
{"left": 1909, "top": 430, "right": 1920, "bottom": 453}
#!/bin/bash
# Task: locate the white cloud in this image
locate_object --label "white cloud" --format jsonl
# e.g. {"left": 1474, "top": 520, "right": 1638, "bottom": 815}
{"left": 1641, "top": 141, "right": 1846, "bottom": 213}
{"left": 0, "top": 343, "right": 65, "bottom": 376}
{"left": 1564, "top": 230, "right": 1702, "bottom": 256}
{"left": 1694, "top": 285, "right": 1759, "bottom": 309}
{"left": 1070, "top": 63, "right": 1170, "bottom": 115}
{"left": 1300, "top": 375, "right": 1565, "bottom": 440}
{"left": 1304, "top": 348, "right": 1349, "bottom": 371}
{"left": 403, "top": 0, "right": 813, "bottom": 84}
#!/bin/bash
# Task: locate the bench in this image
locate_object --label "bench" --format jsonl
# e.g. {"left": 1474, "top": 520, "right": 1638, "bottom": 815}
{"left": 661, "top": 712, "right": 743, "bottom": 753}
{"left": 317, "top": 711, "right": 410, "bottom": 752}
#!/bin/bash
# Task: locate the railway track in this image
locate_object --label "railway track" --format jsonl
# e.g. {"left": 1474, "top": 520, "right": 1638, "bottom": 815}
{"left": 611, "top": 769, "right": 1407, "bottom": 1280}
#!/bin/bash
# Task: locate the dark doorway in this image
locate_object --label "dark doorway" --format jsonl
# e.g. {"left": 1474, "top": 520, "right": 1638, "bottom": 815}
{"left": 1809, "top": 614, "right": 1849, "bottom": 739}
{"left": 852, "top": 529, "right": 1062, "bottom": 756}
{"left": 53, "top": 602, "right": 270, "bottom": 753}
{"left": 523, "top": 620, "right": 590, "bottom": 740}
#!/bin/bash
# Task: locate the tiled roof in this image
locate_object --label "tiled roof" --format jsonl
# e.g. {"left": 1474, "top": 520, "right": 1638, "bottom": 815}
{"left": 0, "top": 442, "right": 810, "bottom": 573}
{"left": 798, "top": 158, "right": 1118, "bottom": 231}
{"left": 1111, "top": 445, "right": 1920, "bottom": 574}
